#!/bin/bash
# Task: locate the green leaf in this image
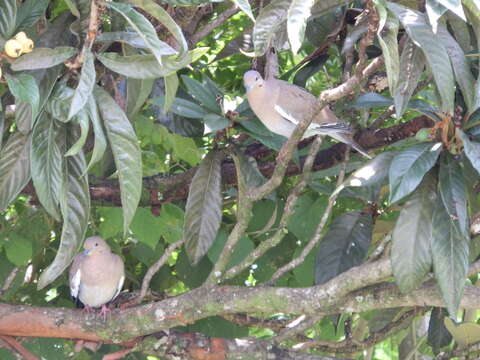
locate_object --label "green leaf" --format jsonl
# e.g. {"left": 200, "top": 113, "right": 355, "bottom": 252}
{"left": 253, "top": 0, "right": 290, "bottom": 56}
{"left": 368, "top": 308, "right": 404, "bottom": 332}
{"left": 158, "top": 203, "right": 185, "bottom": 243}
{"left": 436, "top": 23, "right": 475, "bottom": 112}
{"left": 126, "top": 78, "right": 154, "bottom": 118}
{"left": 4, "top": 234, "right": 32, "bottom": 266}
{"left": 37, "top": 125, "right": 90, "bottom": 289}
{"left": 288, "top": 193, "right": 327, "bottom": 241}
{"left": 151, "top": 96, "right": 208, "bottom": 119}
{"left": 128, "top": 0, "right": 188, "bottom": 55}
{"left": 15, "top": 0, "right": 49, "bottom": 30}
{"left": 184, "top": 316, "right": 249, "bottom": 339}
{"left": 164, "top": 72, "right": 179, "bottom": 113}
{"left": 287, "top": 0, "right": 314, "bottom": 54}
{"left": 333, "top": 151, "right": 397, "bottom": 196}
{"left": 387, "top": 2, "right": 455, "bottom": 114}
{"left": 181, "top": 75, "right": 221, "bottom": 113}
{"left": 427, "top": 308, "right": 452, "bottom": 354}
{"left": 426, "top": 0, "right": 448, "bottom": 32}
{"left": 63, "top": 0, "right": 80, "bottom": 17}
{"left": 435, "top": 0, "right": 466, "bottom": 21}
{"left": 203, "top": 114, "right": 230, "bottom": 133}
{"left": 233, "top": 148, "right": 275, "bottom": 200}
{"left": 459, "top": 129, "right": 480, "bottom": 174}
{"left": 11, "top": 47, "right": 77, "bottom": 71}
{"left": 84, "top": 97, "right": 107, "bottom": 173}
{"left": 234, "top": 0, "right": 255, "bottom": 20}
{"left": 31, "top": 113, "right": 63, "bottom": 220}
{"left": 389, "top": 142, "right": 442, "bottom": 203}
{"left": 45, "top": 83, "right": 74, "bottom": 122}
{"left": 94, "top": 87, "right": 142, "bottom": 235}
{"left": 345, "top": 151, "right": 397, "bottom": 187}
{"left": 208, "top": 230, "right": 255, "bottom": 268}
{"left": 131, "top": 207, "right": 162, "bottom": 249}
{"left": 68, "top": 49, "right": 95, "bottom": 119}
{"left": 15, "top": 101, "right": 34, "bottom": 134}
{"left": 184, "top": 151, "right": 223, "bottom": 264}
{"left": 158, "top": 0, "right": 221, "bottom": 5}
{"left": 107, "top": 2, "right": 177, "bottom": 69}
{"left": 351, "top": 92, "right": 393, "bottom": 108}
{"left": 0, "top": 108, "right": 4, "bottom": 150}
{"left": 391, "top": 173, "right": 436, "bottom": 292}
{"left": 65, "top": 111, "right": 89, "bottom": 156}
{"left": 98, "top": 207, "right": 123, "bottom": 239}
{"left": 315, "top": 211, "right": 372, "bottom": 285}
{"left": 376, "top": 5, "right": 400, "bottom": 91}
{"left": 96, "top": 52, "right": 189, "bottom": 79}
{"left": 431, "top": 198, "right": 469, "bottom": 316}
{"left": 438, "top": 153, "right": 469, "bottom": 236}
{"left": 0, "top": 0, "right": 17, "bottom": 39}
{"left": 239, "top": 117, "right": 286, "bottom": 151}
{"left": 5, "top": 73, "right": 39, "bottom": 116}
{"left": 96, "top": 31, "right": 148, "bottom": 48}
{"left": 0, "top": 132, "right": 31, "bottom": 212}
{"left": 171, "top": 133, "right": 202, "bottom": 165}
{"left": 393, "top": 39, "right": 426, "bottom": 118}
{"left": 444, "top": 318, "right": 480, "bottom": 346}
{"left": 293, "top": 54, "right": 329, "bottom": 87}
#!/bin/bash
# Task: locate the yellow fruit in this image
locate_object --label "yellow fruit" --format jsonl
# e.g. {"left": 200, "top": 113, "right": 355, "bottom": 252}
{"left": 14, "top": 32, "right": 28, "bottom": 42}
{"left": 4, "top": 39, "right": 23, "bottom": 58}
{"left": 21, "top": 38, "right": 34, "bottom": 54}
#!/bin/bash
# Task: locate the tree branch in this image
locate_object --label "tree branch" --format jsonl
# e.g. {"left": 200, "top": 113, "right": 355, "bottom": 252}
{"left": 188, "top": 3, "right": 240, "bottom": 47}
{"left": 3, "top": 259, "right": 479, "bottom": 342}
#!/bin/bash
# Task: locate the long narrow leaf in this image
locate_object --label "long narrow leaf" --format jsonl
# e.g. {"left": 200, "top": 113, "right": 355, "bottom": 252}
{"left": 31, "top": 113, "right": 63, "bottom": 220}
{"left": 94, "top": 87, "right": 142, "bottom": 235}
{"left": 0, "top": 133, "right": 31, "bottom": 212}
{"left": 68, "top": 49, "right": 96, "bottom": 119}
{"left": 184, "top": 151, "right": 223, "bottom": 264}
{"left": 37, "top": 125, "right": 90, "bottom": 289}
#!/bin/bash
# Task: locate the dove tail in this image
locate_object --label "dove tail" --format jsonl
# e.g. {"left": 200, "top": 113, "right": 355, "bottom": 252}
{"left": 349, "top": 141, "right": 372, "bottom": 159}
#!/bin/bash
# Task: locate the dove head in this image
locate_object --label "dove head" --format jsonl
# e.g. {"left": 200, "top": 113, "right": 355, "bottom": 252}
{"left": 243, "top": 70, "right": 264, "bottom": 92}
{"left": 83, "top": 236, "right": 110, "bottom": 255}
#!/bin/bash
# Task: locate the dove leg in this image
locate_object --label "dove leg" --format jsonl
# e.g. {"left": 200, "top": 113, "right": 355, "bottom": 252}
{"left": 99, "top": 304, "right": 112, "bottom": 321}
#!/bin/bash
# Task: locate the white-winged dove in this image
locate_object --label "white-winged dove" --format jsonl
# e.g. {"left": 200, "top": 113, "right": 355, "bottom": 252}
{"left": 243, "top": 70, "right": 371, "bottom": 158}
{"left": 69, "top": 236, "right": 125, "bottom": 318}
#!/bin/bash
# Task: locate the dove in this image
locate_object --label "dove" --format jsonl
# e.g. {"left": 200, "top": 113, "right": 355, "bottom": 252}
{"left": 69, "top": 236, "right": 125, "bottom": 319}
{"left": 243, "top": 70, "right": 371, "bottom": 158}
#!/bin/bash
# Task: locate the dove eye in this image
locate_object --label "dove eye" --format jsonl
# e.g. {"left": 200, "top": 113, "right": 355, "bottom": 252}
{"left": 95, "top": 243, "right": 98, "bottom": 247}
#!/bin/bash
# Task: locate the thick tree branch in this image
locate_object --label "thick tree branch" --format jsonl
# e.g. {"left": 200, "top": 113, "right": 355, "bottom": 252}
{"left": 2, "top": 258, "right": 480, "bottom": 342}
{"left": 64, "top": 115, "right": 433, "bottom": 207}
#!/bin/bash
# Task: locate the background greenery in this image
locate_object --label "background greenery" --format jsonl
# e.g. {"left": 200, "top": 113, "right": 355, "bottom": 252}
{"left": 1, "top": 0, "right": 480, "bottom": 359}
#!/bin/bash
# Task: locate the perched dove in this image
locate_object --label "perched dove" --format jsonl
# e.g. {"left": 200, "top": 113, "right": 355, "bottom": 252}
{"left": 69, "top": 236, "right": 125, "bottom": 318}
{"left": 243, "top": 70, "right": 371, "bottom": 158}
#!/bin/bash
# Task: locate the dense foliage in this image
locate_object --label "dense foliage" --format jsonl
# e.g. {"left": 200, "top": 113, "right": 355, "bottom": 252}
{"left": 1, "top": 0, "right": 480, "bottom": 359}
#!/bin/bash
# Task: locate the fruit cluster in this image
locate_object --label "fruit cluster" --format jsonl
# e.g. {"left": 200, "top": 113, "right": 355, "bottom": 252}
{"left": 4, "top": 32, "right": 34, "bottom": 58}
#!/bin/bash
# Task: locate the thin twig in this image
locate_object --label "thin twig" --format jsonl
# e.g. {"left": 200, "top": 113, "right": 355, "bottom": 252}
{"left": 0, "top": 267, "right": 18, "bottom": 297}
{"left": 220, "top": 138, "right": 324, "bottom": 282}
{"left": 321, "top": 57, "right": 384, "bottom": 103}
{"left": 0, "top": 336, "right": 39, "bottom": 360}
{"left": 271, "top": 314, "right": 325, "bottom": 344}
{"left": 295, "top": 308, "right": 421, "bottom": 353}
{"left": 189, "top": 3, "right": 240, "bottom": 47}
{"left": 65, "top": 0, "right": 99, "bottom": 69}
{"left": 137, "top": 239, "right": 184, "bottom": 304}
{"left": 266, "top": 150, "right": 350, "bottom": 285}
{"left": 221, "top": 314, "right": 288, "bottom": 332}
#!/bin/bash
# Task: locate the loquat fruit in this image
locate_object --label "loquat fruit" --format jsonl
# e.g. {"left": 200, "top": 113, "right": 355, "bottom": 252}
{"left": 4, "top": 39, "right": 23, "bottom": 58}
